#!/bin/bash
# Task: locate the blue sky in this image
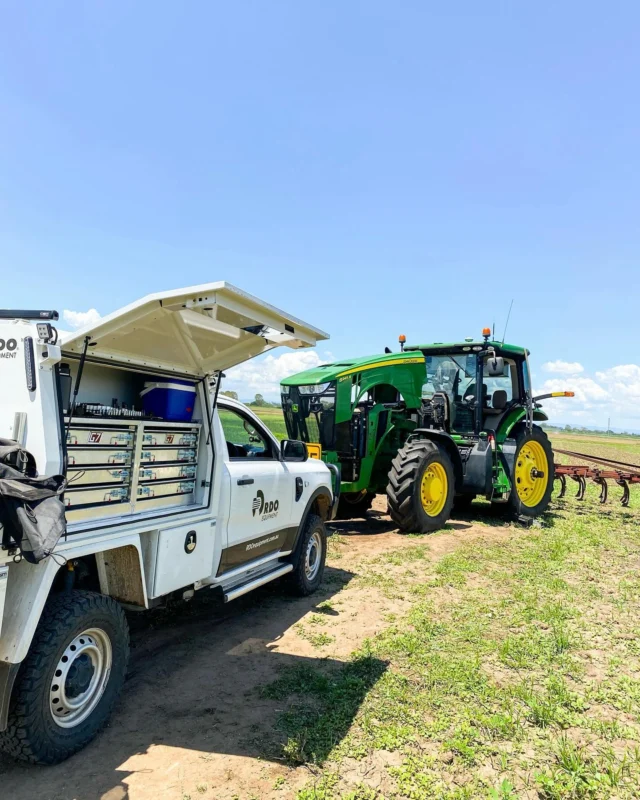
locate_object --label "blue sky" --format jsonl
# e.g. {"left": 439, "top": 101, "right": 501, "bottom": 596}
{"left": 1, "top": 3, "right": 639, "bottom": 428}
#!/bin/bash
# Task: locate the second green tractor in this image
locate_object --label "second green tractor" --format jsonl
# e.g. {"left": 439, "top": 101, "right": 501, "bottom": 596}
{"left": 281, "top": 331, "right": 572, "bottom": 533}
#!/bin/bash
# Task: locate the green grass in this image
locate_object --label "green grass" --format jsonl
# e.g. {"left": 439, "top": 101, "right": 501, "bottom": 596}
{"left": 255, "top": 434, "right": 640, "bottom": 797}
{"left": 248, "top": 406, "right": 288, "bottom": 439}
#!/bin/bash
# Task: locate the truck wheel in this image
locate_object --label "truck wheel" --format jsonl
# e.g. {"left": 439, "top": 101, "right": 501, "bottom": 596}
{"left": 335, "top": 491, "right": 375, "bottom": 520}
{"left": 0, "top": 590, "right": 129, "bottom": 765}
{"left": 287, "top": 513, "right": 327, "bottom": 596}
{"left": 386, "top": 440, "right": 455, "bottom": 533}
{"left": 507, "top": 423, "right": 554, "bottom": 518}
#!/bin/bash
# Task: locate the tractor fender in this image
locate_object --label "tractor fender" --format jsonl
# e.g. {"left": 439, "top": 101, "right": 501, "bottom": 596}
{"left": 409, "top": 429, "right": 464, "bottom": 491}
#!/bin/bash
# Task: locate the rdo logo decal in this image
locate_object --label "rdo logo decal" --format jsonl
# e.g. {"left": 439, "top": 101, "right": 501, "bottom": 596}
{"left": 252, "top": 489, "right": 279, "bottom": 518}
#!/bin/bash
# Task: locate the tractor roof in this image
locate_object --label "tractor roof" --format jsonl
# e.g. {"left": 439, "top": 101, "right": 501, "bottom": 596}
{"left": 280, "top": 351, "right": 425, "bottom": 386}
{"left": 404, "top": 341, "right": 528, "bottom": 357}
{"left": 280, "top": 342, "right": 528, "bottom": 387}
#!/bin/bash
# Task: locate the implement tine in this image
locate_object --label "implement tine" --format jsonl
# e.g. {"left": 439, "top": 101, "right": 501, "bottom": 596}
{"left": 594, "top": 477, "right": 608, "bottom": 504}
{"left": 571, "top": 475, "right": 586, "bottom": 500}
{"left": 556, "top": 474, "right": 567, "bottom": 499}
{"left": 617, "top": 479, "right": 630, "bottom": 507}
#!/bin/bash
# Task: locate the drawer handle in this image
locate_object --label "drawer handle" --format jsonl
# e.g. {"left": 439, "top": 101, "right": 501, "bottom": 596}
{"left": 237, "top": 477, "right": 254, "bottom": 486}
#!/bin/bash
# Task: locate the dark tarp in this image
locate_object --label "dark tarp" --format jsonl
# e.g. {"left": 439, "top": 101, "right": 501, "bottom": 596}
{"left": 0, "top": 439, "right": 67, "bottom": 563}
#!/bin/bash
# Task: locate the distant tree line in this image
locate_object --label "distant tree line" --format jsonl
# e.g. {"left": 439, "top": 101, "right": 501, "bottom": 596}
{"left": 221, "top": 390, "right": 281, "bottom": 408}
{"left": 542, "top": 423, "right": 639, "bottom": 438}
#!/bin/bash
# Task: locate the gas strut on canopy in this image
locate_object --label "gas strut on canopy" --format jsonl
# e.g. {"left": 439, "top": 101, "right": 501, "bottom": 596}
{"left": 554, "top": 449, "right": 640, "bottom": 507}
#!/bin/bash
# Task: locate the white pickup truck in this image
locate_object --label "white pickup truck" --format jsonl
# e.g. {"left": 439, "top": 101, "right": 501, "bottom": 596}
{"left": 0, "top": 283, "right": 337, "bottom": 764}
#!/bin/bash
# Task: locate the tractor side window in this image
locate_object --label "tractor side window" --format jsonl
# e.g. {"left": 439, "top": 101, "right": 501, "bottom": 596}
{"left": 218, "top": 408, "right": 274, "bottom": 459}
{"left": 483, "top": 359, "right": 515, "bottom": 408}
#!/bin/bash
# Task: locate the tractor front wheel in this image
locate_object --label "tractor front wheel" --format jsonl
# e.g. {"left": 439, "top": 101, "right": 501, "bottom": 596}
{"left": 386, "top": 440, "right": 455, "bottom": 533}
{"left": 507, "top": 423, "right": 554, "bottom": 518}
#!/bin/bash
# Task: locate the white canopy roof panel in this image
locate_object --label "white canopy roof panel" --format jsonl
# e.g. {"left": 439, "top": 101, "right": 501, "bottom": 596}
{"left": 61, "top": 282, "right": 329, "bottom": 377}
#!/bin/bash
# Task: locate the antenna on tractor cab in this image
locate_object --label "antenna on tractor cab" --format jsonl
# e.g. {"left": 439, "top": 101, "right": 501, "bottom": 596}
{"left": 502, "top": 299, "right": 514, "bottom": 344}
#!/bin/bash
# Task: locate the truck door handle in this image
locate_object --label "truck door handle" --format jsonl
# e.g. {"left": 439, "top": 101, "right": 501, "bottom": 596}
{"left": 237, "top": 477, "right": 254, "bottom": 486}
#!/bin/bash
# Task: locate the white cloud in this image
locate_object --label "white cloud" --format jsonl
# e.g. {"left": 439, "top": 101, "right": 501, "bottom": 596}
{"left": 63, "top": 308, "right": 102, "bottom": 330}
{"left": 224, "top": 349, "right": 334, "bottom": 399}
{"left": 535, "top": 363, "right": 640, "bottom": 429}
{"left": 542, "top": 360, "right": 584, "bottom": 375}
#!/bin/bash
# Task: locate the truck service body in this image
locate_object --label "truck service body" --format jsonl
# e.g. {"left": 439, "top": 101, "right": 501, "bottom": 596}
{"left": 0, "top": 282, "right": 335, "bottom": 763}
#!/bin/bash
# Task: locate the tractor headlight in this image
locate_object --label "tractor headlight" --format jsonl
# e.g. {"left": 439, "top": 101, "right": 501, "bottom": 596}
{"left": 280, "top": 385, "right": 290, "bottom": 395}
{"left": 299, "top": 382, "right": 331, "bottom": 395}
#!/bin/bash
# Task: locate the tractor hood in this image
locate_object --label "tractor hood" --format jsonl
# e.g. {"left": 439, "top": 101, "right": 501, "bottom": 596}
{"left": 61, "top": 282, "right": 329, "bottom": 378}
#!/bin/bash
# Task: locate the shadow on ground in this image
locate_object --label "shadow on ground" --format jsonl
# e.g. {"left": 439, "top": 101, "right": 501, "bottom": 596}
{"left": 0, "top": 566, "right": 386, "bottom": 800}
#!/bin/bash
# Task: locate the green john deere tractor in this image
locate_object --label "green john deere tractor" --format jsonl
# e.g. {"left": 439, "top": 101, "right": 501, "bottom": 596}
{"left": 280, "top": 330, "right": 572, "bottom": 532}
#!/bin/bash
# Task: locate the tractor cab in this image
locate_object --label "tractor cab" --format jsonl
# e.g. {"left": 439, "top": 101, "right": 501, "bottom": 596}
{"left": 405, "top": 336, "right": 532, "bottom": 439}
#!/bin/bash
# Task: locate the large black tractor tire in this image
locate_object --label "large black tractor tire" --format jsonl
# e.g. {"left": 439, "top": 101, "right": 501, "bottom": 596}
{"left": 286, "top": 513, "right": 327, "bottom": 596}
{"left": 0, "top": 590, "right": 129, "bottom": 765}
{"left": 386, "top": 440, "right": 456, "bottom": 533}
{"left": 335, "top": 491, "right": 376, "bottom": 520}
{"left": 506, "top": 423, "right": 555, "bottom": 519}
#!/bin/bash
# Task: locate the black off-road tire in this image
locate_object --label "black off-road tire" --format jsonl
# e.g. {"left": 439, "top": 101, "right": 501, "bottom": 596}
{"left": 287, "top": 513, "right": 327, "bottom": 596}
{"left": 0, "top": 590, "right": 129, "bottom": 765}
{"left": 386, "top": 440, "right": 456, "bottom": 533}
{"left": 335, "top": 491, "right": 376, "bottom": 520}
{"left": 507, "top": 423, "right": 555, "bottom": 518}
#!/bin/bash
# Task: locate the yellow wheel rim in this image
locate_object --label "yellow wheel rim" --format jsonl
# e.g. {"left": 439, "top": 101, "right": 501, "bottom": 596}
{"left": 514, "top": 440, "right": 549, "bottom": 507}
{"left": 420, "top": 462, "right": 448, "bottom": 517}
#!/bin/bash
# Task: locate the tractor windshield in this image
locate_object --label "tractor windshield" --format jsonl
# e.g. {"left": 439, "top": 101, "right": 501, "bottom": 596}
{"left": 422, "top": 354, "right": 476, "bottom": 403}
{"left": 281, "top": 382, "right": 337, "bottom": 449}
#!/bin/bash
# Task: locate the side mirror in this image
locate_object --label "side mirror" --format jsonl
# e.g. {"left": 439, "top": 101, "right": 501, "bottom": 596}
{"left": 243, "top": 419, "right": 258, "bottom": 436}
{"left": 281, "top": 439, "right": 308, "bottom": 462}
{"left": 486, "top": 356, "right": 505, "bottom": 377}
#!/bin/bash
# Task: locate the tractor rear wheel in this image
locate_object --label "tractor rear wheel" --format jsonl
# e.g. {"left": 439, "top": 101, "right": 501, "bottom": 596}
{"left": 335, "top": 491, "right": 376, "bottom": 520}
{"left": 507, "top": 423, "right": 554, "bottom": 518}
{"left": 386, "top": 440, "right": 455, "bottom": 533}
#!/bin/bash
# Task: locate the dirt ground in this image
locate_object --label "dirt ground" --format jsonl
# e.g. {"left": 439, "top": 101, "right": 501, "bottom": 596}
{"left": 0, "top": 497, "right": 510, "bottom": 800}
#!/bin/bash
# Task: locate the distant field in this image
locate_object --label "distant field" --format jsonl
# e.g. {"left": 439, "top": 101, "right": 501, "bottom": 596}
{"left": 548, "top": 430, "right": 640, "bottom": 469}
{"left": 243, "top": 405, "right": 288, "bottom": 439}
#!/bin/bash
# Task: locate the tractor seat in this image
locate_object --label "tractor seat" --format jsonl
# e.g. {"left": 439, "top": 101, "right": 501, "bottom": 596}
{"left": 484, "top": 389, "right": 508, "bottom": 416}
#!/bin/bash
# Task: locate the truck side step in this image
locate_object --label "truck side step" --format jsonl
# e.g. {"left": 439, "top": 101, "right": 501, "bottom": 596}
{"left": 223, "top": 563, "right": 293, "bottom": 603}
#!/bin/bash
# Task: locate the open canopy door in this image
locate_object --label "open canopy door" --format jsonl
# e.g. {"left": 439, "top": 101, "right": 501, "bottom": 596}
{"left": 61, "top": 282, "right": 328, "bottom": 377}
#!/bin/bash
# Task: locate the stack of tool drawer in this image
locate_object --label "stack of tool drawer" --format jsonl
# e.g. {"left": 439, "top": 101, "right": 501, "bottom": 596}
{"left": 64, "top": 420, "right": 201, "bottom": 524}
{"left": 136, "top": 425, "right": 199, "bottom": 512}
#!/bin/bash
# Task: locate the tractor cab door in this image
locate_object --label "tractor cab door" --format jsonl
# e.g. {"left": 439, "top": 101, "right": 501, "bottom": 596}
{"left": 480, "top": 356, "right": 518, "bottom": 431}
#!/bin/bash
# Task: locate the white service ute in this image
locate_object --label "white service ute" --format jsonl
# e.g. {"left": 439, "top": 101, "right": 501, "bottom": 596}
{"left": 0, "top": 283, "right": 337, "bottom": 764}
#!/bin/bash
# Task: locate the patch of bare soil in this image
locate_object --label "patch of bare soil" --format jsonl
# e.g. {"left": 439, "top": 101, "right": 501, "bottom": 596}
{"left": 0, "top": 498, "right": 510, "bottom": 800}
